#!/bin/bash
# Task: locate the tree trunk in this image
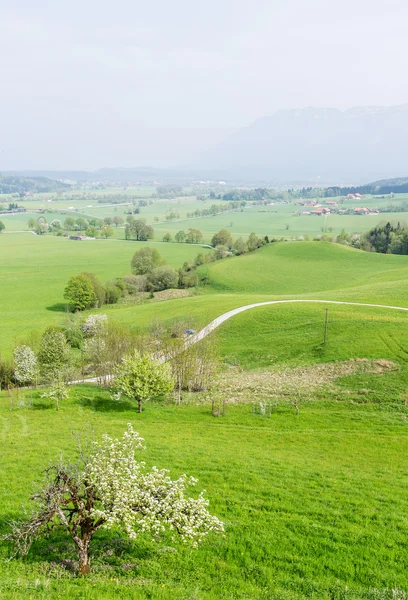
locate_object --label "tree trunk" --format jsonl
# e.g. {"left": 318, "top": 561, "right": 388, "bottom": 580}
{"left": 76, "top": 536, "right": 91, "bottom": 575}
{"left": 138, "top": 398, "right": 142, "bottom": 413}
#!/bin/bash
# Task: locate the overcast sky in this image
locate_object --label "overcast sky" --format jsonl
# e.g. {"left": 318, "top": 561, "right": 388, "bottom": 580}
{"left": 1, "top": 0, "right": 407, "bottom": 170}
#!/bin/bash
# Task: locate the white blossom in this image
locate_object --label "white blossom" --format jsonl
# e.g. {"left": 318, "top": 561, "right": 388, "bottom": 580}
{"left": 13, "top": 345, "right": 38, "bottom": 385}
{"left": 82, "top": 313, "right": 108, "bottom": 337}
{"left": 86, "top": 424, "right": 224, "bottom": 545}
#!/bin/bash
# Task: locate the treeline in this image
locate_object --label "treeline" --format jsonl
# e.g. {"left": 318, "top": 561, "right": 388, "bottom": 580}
{"left": 186, "top": 201, "right": 242, "bottom": 218}
{"left": 361, "top": 222, "right": 408, "bottom": 254}
{"left": 303, "top": 178, "right": 408, "bottom": 198}
{"left": 28, "top": 216, "right": 116, "bottom": 238}
{"left": 218, "top": 188, "right": 280, "bottom": 201}
{"left": 0, "top": 175, "right": 70, "bottom": 195}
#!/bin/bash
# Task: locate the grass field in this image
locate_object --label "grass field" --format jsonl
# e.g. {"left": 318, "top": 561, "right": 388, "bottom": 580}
{"left": 0, "top": 234, "right": 209, "bottom": 354}
{"left": 4, "top": 234, "right": 408, "bottom": 597}
{"left": 4, "top": 190, "right": 408, "bottom": 240}
{"left": 1, "top": 387, "right": 408, "bottom": 599}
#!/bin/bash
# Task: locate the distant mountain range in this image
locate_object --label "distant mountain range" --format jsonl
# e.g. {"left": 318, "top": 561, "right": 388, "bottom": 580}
{"left": 4, "top": 105, "right": 408, "bottom": 185}
{"left": 195, "top": 105, "right": 408, "bottom": 183}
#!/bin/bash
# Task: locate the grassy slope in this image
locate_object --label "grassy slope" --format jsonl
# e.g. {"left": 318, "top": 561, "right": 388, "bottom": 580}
{"left": 0, "top": 235, "right": 209, "bottom": 353}
{"left": 1, "top": 389, "right": 408, "bottom": 599}
{"left": 3, "top": 241, "right": 408, "bottom": 597}
{"left": 202, "top": 241, "right": 408, "bottom": 296}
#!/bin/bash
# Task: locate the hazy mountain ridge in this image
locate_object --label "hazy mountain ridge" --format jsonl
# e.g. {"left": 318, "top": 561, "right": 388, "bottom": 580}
{"left": 197, "top": 105, "right": 408, "bottom": 183}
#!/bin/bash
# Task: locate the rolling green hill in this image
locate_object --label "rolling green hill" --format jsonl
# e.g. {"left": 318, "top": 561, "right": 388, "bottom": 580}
{"left": 202, "top": 241, "right": 408, "bottom": 295}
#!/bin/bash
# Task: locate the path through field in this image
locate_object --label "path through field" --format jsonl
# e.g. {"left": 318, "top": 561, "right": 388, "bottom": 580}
{"left": 75, "top": 299, "right": 408, "bottom": 384}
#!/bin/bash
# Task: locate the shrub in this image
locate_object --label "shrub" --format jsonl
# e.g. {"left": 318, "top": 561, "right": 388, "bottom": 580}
{"left": 147, "top": 265, "right": 178, "bottom": 292}
{"left": 131, "top": 247, "right": 162, "bottom": 275}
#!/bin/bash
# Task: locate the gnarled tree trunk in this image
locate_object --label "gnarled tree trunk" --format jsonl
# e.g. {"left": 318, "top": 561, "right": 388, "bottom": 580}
{"left": 75, "top": 533, "right": 92, "bottom": 575}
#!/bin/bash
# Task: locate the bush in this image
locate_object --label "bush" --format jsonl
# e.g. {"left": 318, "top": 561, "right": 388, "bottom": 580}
{"left": 105, "top": 283, "right": 122, "bottom": 305}
{"left": 178, "top": 269, "right": 199, "bottom": 288}
{"left": 131, "top": 247, "right": 162, "bottom": 275}
{"left": 147, "top": 265, "right": 178, "bottom": 292}
{"left": 123, "top": 275, "right": 148, "bottom": 294}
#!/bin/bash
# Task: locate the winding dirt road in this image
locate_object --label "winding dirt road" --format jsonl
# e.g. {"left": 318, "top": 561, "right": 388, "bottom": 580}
{"left": 75, "top": 299, "right": 408, "bottom": 385}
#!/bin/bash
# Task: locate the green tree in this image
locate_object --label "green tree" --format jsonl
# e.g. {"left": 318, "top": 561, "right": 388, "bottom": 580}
{"left": 27, "top": 217, "right": 36, "bottom": 229}
{"left": 81, "top": 272, "right": 106, "bottom": 307}
{"left": 64, "top": 217, "right": 75, "bottom": 230}
{"left": 64, "top": 274, "right": 97, "bottom": 311}
{"left": 162, "top": 232, "right": 172, "bottom": 242}
{"left": 85, "top": 226, "right": 99, "bottom": 238}
{"left": 0, "top": 221, "right": 4, "bottom": 233}
{"left": 211, "top": 228, "right": 232, "bottom": 248}
{"left": 147, "top": 265, "right": 178, "bottom": 291}
{"left": 233, "top": 237, "right": 247, "bottom": 255}
{"left": 100, "top": 225, "right": 114, "bottom": 239}
{"left": 175, "top": 230, "right": 186, "bottom": 243}
{"left": 185, "top": 228, "right": 203, "bottom": 244}
{"left": 247, "top": 232, "right": 261, "bottom": 252}
{"left": 131, "top": 247, "right": 162, "bottom": 275}
{"left": 40, "top": 376, "right": 69, "bottom": 410}
{"left": 38, "top": 328, "right": 70, "bottom": 381}
{"left": 112, "top": 216, "right": 124, "bottom": 227}
{"left": 113, "top": 351, "right": 174, "bottom": 412}
{"left": 125, "top": 219, "right": 154, "bottom": 241}
{"left": 75, "top": 218, "right": 88, "bottom": 231}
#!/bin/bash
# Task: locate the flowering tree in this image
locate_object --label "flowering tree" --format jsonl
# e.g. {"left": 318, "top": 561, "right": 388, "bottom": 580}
{"left": 40, "top": 377, "right": 69, "bottom": 410}
{"left": 13, "top": 345, "right": 38, "bottom": 386}
{"left": 82, "top": 313, "right": 108, "bottom": 338}
{"left": 113, "top": 351, "right": 174, "bottom": 413}
{"left": 6, "top": 425, "right": 224, "bottom": 575}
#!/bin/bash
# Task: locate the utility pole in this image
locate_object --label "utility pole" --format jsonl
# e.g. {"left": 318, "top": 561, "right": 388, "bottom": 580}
{"left": 323, "top": 308, "right": 329, "bottom": 345}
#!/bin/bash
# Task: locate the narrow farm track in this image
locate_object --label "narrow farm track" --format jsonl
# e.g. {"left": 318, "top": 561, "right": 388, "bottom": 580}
{"left": 75, "top": 299, "right": 408, "bottom": 385}
{"left": 186, "top": 299, "right": 408, "bottom": 347}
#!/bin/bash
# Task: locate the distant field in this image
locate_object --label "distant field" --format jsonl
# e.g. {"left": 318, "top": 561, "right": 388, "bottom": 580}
{"left": 4, "top": 191, "right": 408, "bottom": 240}
{"left": 0, "top": 234, "right": 209, "bottom": 354}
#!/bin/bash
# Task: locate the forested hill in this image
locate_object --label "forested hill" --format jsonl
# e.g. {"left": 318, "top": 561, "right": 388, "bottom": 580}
{"left": 0, "top": 175, "right": 71, "bottom": 195}
{"left": 319, "top": 177, "right": 408, "bottom": 198}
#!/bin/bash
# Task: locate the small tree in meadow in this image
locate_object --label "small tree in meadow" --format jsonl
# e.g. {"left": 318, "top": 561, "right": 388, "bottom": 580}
{"left": 38, "top": 328, "right": 70, "bottom": 382}
{"left": 41, "top": 376, "right": 69, "bottom": 410}
{"left": 0, "top": 221, "right": 5, "bottom": 233}
{"left": 64, "top": 274, "right": 97, "bottom": 311}
{"left": 13, "top": 345, "right": 38, "bottom": 386}
{"left": 5, "top": 425, "right": 224, "bottom": 575}
{"left": 113, "top": 351, "right": 174, "bottom": 413}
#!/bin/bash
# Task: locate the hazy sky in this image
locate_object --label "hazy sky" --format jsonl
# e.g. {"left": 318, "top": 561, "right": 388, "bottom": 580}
{"left": 1, "top": 0, "right": 407, "bottom": 169}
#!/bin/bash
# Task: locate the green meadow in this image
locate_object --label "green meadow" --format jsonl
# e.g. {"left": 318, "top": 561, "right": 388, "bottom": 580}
{"left": 0, "top": 234, "right": 210, "bottom": 354}
{"left": 3, "top": 235, "right": 408, "bottom": 598}
{"left": 4, "top": 190, "right": 408, "bottom": 240}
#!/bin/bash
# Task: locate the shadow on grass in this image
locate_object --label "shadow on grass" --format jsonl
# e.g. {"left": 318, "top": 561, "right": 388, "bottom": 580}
{"left": 0, "top": 517, "right": 155, "bottom": 573}
{"left": 46, "top": 302, "right": 69, "bottom": 313}
{"left": 77, "top": 394, "right": 136, "bottom": 413}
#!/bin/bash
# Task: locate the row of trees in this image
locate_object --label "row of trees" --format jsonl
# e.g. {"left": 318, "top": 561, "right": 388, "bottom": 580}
{"left": 27, "top": 216, "right": 116, "bottom": 238}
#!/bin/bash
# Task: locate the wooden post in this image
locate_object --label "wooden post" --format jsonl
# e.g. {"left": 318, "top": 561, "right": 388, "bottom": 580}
{"left": 323, "top": 308, "right": 329, "bottom": 345}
